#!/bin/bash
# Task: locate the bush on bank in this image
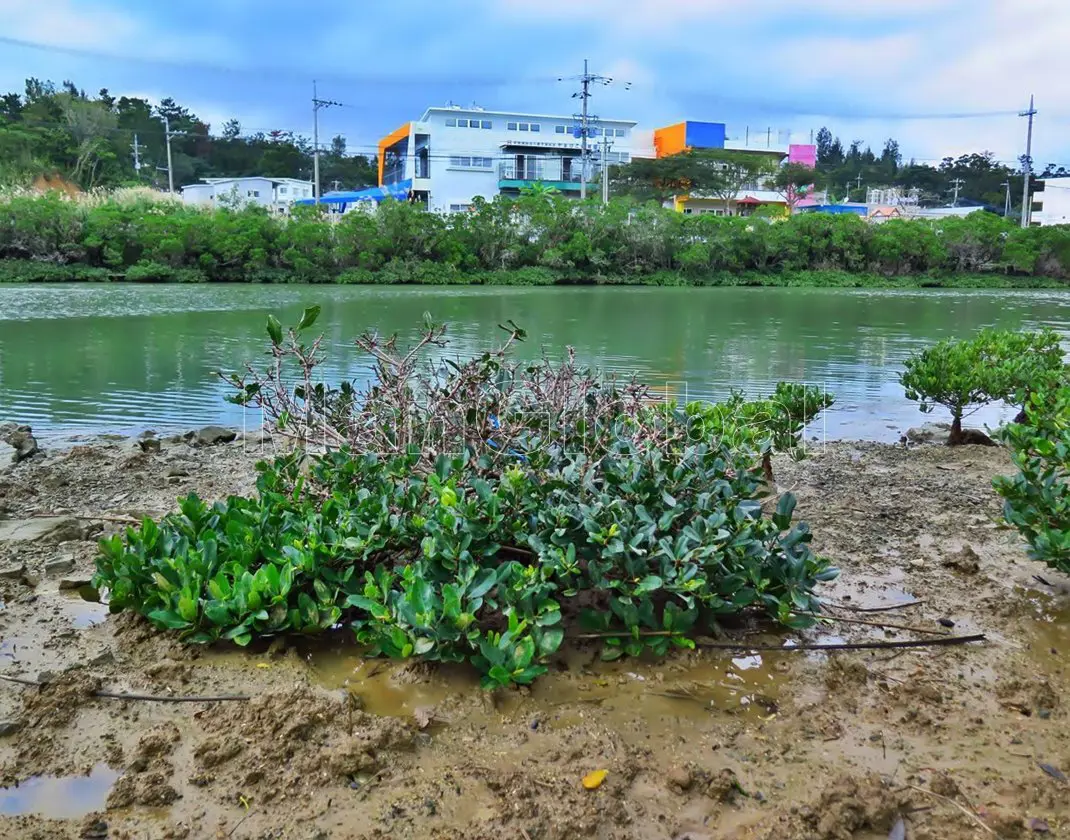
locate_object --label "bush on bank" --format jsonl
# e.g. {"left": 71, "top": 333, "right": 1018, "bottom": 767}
{"left": 4, "top": 191, "right": 1070, "bottom": 284}
{"left": 93, "top": 312, "right": 838, "bottom": 685}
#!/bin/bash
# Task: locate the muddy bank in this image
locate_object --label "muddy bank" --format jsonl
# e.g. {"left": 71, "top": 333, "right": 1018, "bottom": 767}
{"left": 0, "top": 435, "right": 1068, "bottom": 839}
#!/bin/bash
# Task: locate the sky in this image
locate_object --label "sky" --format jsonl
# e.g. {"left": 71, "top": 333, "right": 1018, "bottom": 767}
{"left": 3, "top": 0, "right": 1070, "bottom": 168}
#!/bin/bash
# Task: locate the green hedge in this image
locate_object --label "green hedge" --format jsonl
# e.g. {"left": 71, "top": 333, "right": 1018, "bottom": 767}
{"left": 3, "top": 192, "right": 1070, "bottom": 285}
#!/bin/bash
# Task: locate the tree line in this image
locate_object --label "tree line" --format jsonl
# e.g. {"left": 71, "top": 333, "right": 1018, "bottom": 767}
{"left": 2, "top": 191, "right": 1069, "bottom": 285}
{"left": 0, "top": 78, "right": 378, "bottom": 191}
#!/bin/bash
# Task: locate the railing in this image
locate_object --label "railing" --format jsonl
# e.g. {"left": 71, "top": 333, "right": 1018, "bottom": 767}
{"left": 498, "top": 161, "right": 584, "bottom": 183}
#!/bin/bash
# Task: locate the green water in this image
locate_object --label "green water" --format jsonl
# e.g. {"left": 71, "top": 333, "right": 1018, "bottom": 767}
{"left": 1, "top": 284, "right": 1068, "bottom": 441}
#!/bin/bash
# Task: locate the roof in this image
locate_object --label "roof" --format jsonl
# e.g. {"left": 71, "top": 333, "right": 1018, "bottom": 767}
{"left": 419, "top": 106, "right": 637, "bottom": 126}
{"left": 294, "top": 180, "right": 412, "bottom": 206}
{"left": 198, "top": 177, "right": 311, "bottom": 186}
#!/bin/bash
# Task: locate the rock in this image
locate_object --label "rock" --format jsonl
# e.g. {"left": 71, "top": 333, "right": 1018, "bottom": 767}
{"left": 0, "top": 720, "right": 21, "bottom": 736}
{"left": 59, "top": 577, "right": 93, "bottom": 591}
{"left": 905, "top": 422, "right": 951, "bottom": 445}
{"left": 938, "top": 618, "right": 955, "bottom": 628}
{"left": 909, "top": 558, "right": 926, "bottom": 570}
{"left": 166, "top": 466, "right": 191, "bottom": 478}
{"left": 137, "top": 437, "right": 161, "bottom": 453}
{"left": 0, "top": 516, "right": 85, "bottom": 543}
{"left": 944, "top": 544, "right": 982, "bottom": 574}
{"left": 0, "top": 423, "right": 39, "bottom": 463}
{"left": 0, "top": 563, "right": 26, "bottom": 580}
{"left": 192, "top": 426, "right": 237, "bottom": 447}
{"left": 45, "top": 556, "right": 77, "bottom": 576}
{"left": 667, "top": 766, "right": 693, "bottom": 791}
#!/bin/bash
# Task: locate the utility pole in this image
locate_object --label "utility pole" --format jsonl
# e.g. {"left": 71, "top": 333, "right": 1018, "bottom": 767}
{"left": 312, "top": 80, "right": 343, "bottom": 204}
{"left": 601, "top": 134, "right": 612, "bottom": 204}
{"left": 162, "top": 115, "right": 184, "bottom": 194}
{"left": 561, "top": 60, "right": 629, "bottom": 201}
{"left": 130, "top": 133, "right": 143, "bottom": 176}
{"left": 949, "top": 177, "right": 965, "bottom": 207}
{"left": 1020, "top": 94, "right": 1037, "bottom": 228}
{"left": 1001, "top": 180, "right": 1012, "bottom": 218}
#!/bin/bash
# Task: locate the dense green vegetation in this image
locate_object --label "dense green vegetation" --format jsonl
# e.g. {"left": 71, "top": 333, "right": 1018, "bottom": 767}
{"left": 901, "top": 329, "right": 1066, "bottom": 444}
{"left": 995, "top": 386, "right": 1070, "bottom": 573}
{"left": 93, "top": 312, "right": 838, "bottom": 684}
{"left": 0, "top": 78, "right": 375, "bottom": 190}
{"left": 4, "top": 192, "right": 1070, "bottom": 286}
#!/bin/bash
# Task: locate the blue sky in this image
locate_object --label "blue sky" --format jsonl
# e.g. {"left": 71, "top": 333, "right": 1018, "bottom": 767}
{"left": 3, "top": 0, "right": 1068, "bottom": 167}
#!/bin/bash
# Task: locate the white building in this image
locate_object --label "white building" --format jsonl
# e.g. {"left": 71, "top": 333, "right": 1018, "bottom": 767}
{"left": 377, "top": 105, "right": 648, "bottom": 213}
{"left": 180, "top": 177, "right": 313, "bottom": 210}
{"left": 1031, "top": 177, "right": 1070, "bottom": 226}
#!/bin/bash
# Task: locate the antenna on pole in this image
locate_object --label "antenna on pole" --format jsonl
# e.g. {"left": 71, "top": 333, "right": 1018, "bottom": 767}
{"left": 1019, "top": 94, "right": 1037, "bottom": 228}
{"left": 312, "top": 80, "right": 343, "bottom": 205}
{"left": 1001, "top": 180, "right": 1012, "bottom": 218}
{"left": 162, "top": 115, "right": 186, "bottom": 194}
{"left": 558, "top": 60, "right": 630, "bottom": 200}
{"left": 131, "top": 133, "right": 143, "bottom": 175}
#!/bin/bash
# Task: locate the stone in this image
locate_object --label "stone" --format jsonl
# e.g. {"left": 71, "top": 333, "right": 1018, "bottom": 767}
{"left": 0, "top": 517, "right": 85, "bottom": 543}
{"left": 137, "top": 437, "right": 161, "bottom": 453}
{"left": 667, "top": 766, "right": 693, "bottom": 791}
{"left": 944, "top": 544, "right": 982, "bottom": 574}
{"left": 45, "top": 556, "right": 77, "bottom": 576}
{"left": 192, "top": 426, "right": 237, "bottom": 447}
{"left": 905, "top": 422, "right": 951, "bottom": 445}
{"left": 166, "top": 466, "right": 191, "bottom": 478}
{"left": 0, "top": 720, "right": 21, "bottom": 737}
{"left": 0, "top": 563, "right": 26, "bottom": 580}
{"left": 909, "top": 558, "right": 926, "bottom": 570}
{"left": 0, "top": 423, "right": 39, "bottom": 463}
{"left": 59, "top": 577, "right": 93, "bottom": 591}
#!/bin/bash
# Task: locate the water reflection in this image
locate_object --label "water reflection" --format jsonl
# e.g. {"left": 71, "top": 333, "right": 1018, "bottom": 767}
{"left": 1, "top": 284, "right": 1067, "bottom": 441}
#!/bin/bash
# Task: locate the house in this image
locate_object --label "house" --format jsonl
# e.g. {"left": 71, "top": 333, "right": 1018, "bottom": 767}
{"left": 180, "top": 177, "right": 314, "bottom": 210}
{"left": 1031, "top": 178, "right": 1070, "bottom": 225}
{"left": 652, "top": 121, "right": 817, "bottom": 216}
{"left": 376, "top": 105, "right": 646, "bottom": 213}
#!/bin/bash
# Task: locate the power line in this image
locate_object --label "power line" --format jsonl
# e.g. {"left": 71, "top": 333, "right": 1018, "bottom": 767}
{"left": 559, "top": 59, "right": 630, "bottom": 200}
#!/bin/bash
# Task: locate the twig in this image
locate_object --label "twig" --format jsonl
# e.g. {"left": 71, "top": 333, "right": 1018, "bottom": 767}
{"left": 801, "top": 611, "right": 949, "bottom": 637}
{"left": 903, "top": 784, "right": 996, "bottom": 836}
{"left": 821, "top": 598, "right": 924, "bottom": 613}
{"left": 520, "top": 829, "right": 533, "bottom": 840}
{"left": 572, "top": 633, "right": 986, "bottom": 652}
{"left": 227, "top": 809, "right": 255, "bottom": 838}
{"left": 30, "top": 512, "right": 144, "bottom": 524}
{"left": 93, "top": 690, "right": 250, "bottom": 702}
{"left": 0, "top": 674, "right": 249, "bottom": 702}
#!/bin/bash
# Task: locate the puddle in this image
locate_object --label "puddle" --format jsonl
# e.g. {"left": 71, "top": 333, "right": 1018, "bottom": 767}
{"left": 294, "top": 640, "right": 790, "bottom": 723}
{"left": 0, "top": 764, "right": 120, "bottom": 819}
{"left": 58, "top": 590, "right": 109, "bottom": 630}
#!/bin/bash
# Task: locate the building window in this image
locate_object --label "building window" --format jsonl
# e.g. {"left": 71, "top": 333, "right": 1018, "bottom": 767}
{"left": 449, "top": 203, "right": 473, "bottom": 212}
{"left": 519, "top": 123, "right": 529, "bottom": 131}
{"left": 279, "top": 186, "right": 288, "bottom": 195}
{"left": 508, "top": 121, "right": 539, "bottom": 132}
{"left": 304, "top": 189, "right": 310, "bottom": 197}
{"left": 449, "top": 156, "right": 493, "bottom": 169}
{"left": 446, "top": 118, "right": 457, "bottom": 127}
{"left": 481, "top": 120, "right": 492, "bottom": 129}
{"left": 247, "top": 190, "right": 260, "bottom": 197}
{"left": 507, "top": 121, "right": 517, "bottom": 130}
{"left": 555, "top": 125, "right": 566, "bottom": 134}
{"left": 530, "top": 123, "right": 540, "bottom": 132}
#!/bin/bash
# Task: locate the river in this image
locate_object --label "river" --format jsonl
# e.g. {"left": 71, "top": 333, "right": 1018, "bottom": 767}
{"left": 1, "top": 283, "right": 1068, "bottom": 442}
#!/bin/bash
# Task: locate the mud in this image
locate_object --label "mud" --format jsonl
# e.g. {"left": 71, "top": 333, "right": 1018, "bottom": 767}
{"left": 0, "top": 435, "right": 1068, "bottom": 839}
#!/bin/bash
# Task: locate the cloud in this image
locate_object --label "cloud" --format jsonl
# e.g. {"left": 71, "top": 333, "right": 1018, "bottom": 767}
{"left": 0, "top": 0, "right": 138, "bottom": 49}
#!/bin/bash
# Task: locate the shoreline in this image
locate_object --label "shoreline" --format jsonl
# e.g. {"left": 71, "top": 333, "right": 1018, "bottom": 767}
{"left": 2, "top": 260, "right": 1068, "bottom": 288}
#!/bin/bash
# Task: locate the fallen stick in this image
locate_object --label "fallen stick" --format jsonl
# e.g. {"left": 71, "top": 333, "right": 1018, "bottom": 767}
{"left": 0, "top": 673, "right": 248, "bottom": 702}
{"left": 572, "top": 632, "right": 986, "bottom": 651}
{"left": 902, "top": 784, "right": 996, "bottom": 836}
{"left": 801, "top": 611, "right": 949, "bottom": 637}
{"left": 821, "top": 598, "right": 925, "bottom": 613}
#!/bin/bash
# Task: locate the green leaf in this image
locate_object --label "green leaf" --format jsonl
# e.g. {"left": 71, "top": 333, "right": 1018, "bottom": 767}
{"left": 297, "top": 305, "right": 321, "bottom": 331}
{"left": 536, "top": 627, "right": 564, "bottom": 657}
{"left": 266, "top": 314, "right": 283, "bottom": 346}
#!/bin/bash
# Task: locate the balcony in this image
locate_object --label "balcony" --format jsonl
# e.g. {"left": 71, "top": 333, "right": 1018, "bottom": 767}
{"left": 498, "top": 160, "right": 584, "bottom": 191}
